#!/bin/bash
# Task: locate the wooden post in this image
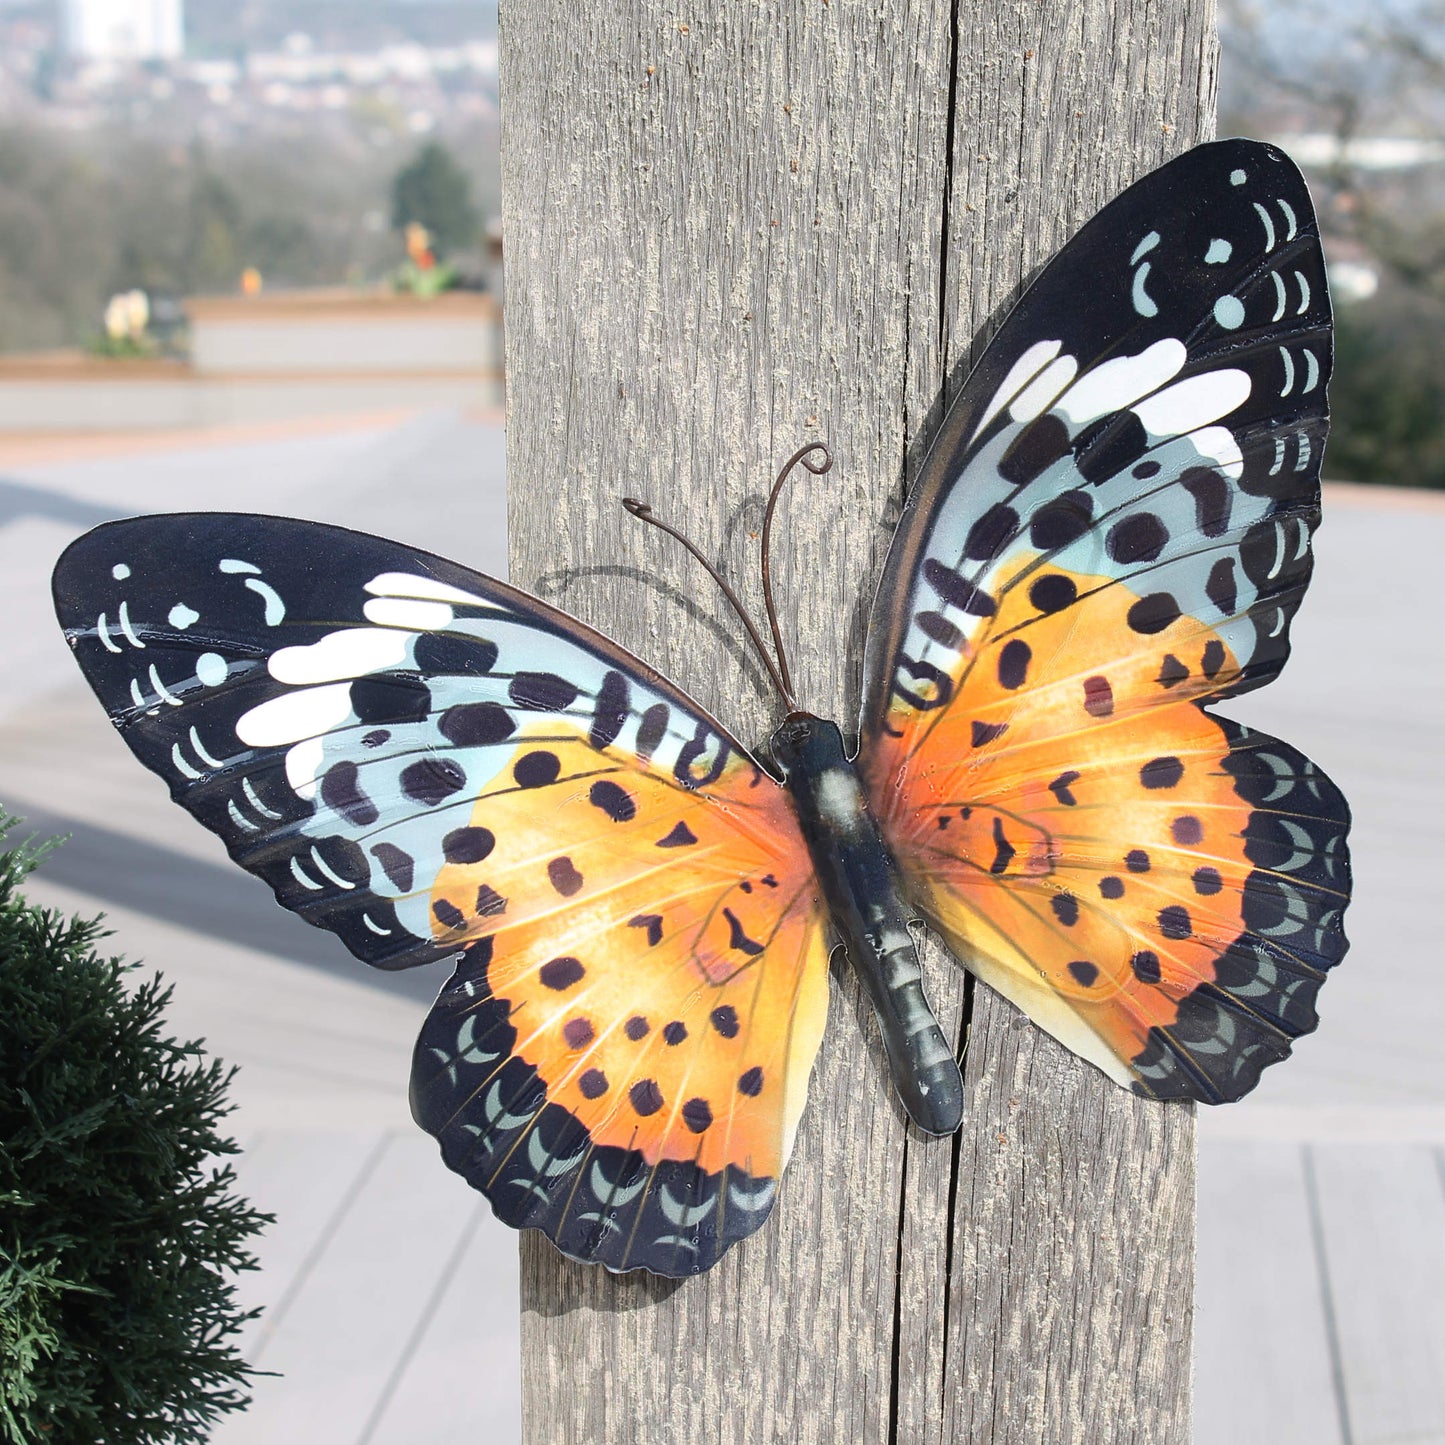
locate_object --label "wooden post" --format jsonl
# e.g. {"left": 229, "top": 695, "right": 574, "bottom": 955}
{"left": 503, "top": 1, "right": 1217, "bottom": 1439}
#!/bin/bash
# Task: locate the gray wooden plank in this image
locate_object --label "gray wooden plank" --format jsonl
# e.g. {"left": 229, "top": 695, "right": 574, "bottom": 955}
{"left": 228, "top": 1131, "right": 388, "bottom": 1362}
{"left": 213, "top": 1130, "right": 481, "bottom": 1445}
{"left": 362, "top": 1210, "right": 521, "bottom": 1445}
{"left": 504, "top": 0, "right": 1212, "bottom": 1439}
{"left": 1310, "top": 1143, "right": 1445, "bottom": 1445}
{"left": 1194, "top": 1139, "right": 1344, "bottom": 1445}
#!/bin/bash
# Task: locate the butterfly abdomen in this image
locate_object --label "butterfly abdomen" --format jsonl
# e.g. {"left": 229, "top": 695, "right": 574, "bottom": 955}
{"left": 770, "top": 715, "right": 964, "bottom": 1136}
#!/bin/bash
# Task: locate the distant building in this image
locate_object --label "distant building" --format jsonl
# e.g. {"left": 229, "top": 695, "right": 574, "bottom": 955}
{"left": 62, "top": 0, "right": 184, "bottom": 60}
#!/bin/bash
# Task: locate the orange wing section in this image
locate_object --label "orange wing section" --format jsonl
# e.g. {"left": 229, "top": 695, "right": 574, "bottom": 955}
{"left": 865, "top": 555, "right": 1350, "bottom": 1101}
{"left": 426, "top": 725, "right": 830, "bottom": 1179}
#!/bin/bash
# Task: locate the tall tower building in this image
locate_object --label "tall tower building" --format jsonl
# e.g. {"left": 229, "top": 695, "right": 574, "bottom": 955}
{"left": 62, "top": 0, "right": 184, "bottom": 60}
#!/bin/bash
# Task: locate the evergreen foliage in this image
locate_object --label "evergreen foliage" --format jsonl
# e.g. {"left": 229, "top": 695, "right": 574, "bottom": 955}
{"left": 0, "top": 816, "right": 270, "bottom": 1444}
{"left": 391, "top": 141, "right": 480, "bottom": 257}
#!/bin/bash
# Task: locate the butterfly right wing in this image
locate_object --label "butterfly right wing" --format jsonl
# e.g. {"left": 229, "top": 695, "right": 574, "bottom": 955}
{"left": 858, "top": 140, "right": 1350, "bottom": 1103}
{"left": 53, "top": 513, "right": 832, "bottom": 1275}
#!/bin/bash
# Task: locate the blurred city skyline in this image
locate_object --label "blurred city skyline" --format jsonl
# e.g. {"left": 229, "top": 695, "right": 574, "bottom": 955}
{"left": 0, "top": 0, "right": 499, "bottom": 134}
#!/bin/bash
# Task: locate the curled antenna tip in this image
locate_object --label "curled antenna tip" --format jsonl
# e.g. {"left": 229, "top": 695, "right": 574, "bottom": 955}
{"left": 800, "top": 442, "right": 833, "bottom": 475}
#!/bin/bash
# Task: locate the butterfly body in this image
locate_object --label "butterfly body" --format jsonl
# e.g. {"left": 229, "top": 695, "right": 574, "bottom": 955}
{"left": 770, "top": 713, "right": 964, "bottom": 1134}
{"left": 53, "top": 139, "right": 1351, "bottom": 1275}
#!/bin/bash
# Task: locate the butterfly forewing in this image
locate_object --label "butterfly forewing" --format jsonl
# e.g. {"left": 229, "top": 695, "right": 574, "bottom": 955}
{"left": 53, "top": 514, "right": 831, "bottom": 1274}
{"left": 860, "top": 139, "right": 1351, "bottom": 1102}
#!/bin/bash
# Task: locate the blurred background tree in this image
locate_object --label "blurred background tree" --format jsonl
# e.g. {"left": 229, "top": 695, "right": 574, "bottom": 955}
{"left": 0, "top": 0, "right": 500, "bottom": 351}
{"left": 391, "top": 140, "right": 478, "bottom": 257}
{"left": 1221, "top": 0, "right": 1445, "bottom": 487}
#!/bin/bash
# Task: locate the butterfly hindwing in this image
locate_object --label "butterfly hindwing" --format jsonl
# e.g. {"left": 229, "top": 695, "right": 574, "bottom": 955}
{"left": 53, "top": 514, "right": 831, "bottom": 1273}
{"left": 860, "top": 139, "right": 1351, "bottom": 1101}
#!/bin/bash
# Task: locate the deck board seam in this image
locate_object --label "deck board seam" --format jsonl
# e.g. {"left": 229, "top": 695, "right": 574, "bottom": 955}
{"left": 249, "top": 1131, "right": 394, "bottom": 1366}
{"left": 1302, "top": 1144, "right": 1355, "bottom": 1445}
{"left": 355, "top": 1202, "right": 489, "bottom": 1445}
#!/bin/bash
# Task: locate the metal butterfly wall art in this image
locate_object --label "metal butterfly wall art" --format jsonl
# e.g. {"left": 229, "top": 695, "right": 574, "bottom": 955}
{"left": 52, "top": 139, "right": 1351, "bottom": 1277}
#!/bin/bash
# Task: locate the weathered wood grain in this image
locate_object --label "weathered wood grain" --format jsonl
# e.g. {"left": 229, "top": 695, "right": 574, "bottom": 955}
{"left": 504, "top": 2, "right": 1216, "bottom": 1439}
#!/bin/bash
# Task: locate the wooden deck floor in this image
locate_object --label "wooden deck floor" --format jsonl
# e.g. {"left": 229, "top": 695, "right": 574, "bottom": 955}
{"left": 206, "top": 1127, "right": 1445, "bottom": 1445}
{"left": 213, "top": 1131, "right": 520, "bottom": 1445}
{"left": 2, "top": 419, "right": 1442, "bottom": 1443}
{"left": 1197, "top": 1136, "right": 1445, "bottom": 1445}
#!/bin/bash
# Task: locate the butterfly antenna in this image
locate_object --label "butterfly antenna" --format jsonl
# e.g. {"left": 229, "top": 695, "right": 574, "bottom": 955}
{"left": 622, "top": 495, "right": 798, "bottom": 711}
{"left": 760, "top": 441, "right": 832, "bottom": 707}
{"left": 624, "top": 442, "right": 838, "bottom": 708}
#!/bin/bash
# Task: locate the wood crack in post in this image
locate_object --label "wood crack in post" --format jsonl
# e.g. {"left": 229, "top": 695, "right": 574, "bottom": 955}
{"left": 937, "top": 0, "right": 962, "bottom": 363}
{"left": 888, "top": 1150, "right": 910, "bottom": 1445}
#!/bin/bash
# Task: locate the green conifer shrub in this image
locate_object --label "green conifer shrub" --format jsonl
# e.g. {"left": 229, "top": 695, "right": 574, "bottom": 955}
{"left": 0, "top": 815, "right": 270, "bottom": 1443}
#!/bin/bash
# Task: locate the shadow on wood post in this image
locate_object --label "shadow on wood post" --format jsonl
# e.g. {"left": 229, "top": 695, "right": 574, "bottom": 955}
{"left": 503, "top": 0, "right": 1216, "bottom": 1439}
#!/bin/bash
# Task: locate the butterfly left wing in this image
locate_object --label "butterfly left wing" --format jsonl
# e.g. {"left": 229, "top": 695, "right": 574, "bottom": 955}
{"left": 53, "top": 514, "right": 831, "bottom": 1274}
{"left": 860, "top": 139, "right": 1351, "bottom": 1103}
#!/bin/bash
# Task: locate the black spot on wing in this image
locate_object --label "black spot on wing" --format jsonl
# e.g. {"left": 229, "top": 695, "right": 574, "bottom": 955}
{"left": 1158, "top": 654, "right": 1189, "bottom": 689}
{"left": 629, "top": 914, "right": 664, "bottom": 946}
{"left": 636, "top": 703, "right": 670, "bottom": 760}
{"left": 444, "top": 826, "right": 495, "bottom": 864}
{"left": 1106, "top": 512, "right": 1169, "bottom": 565}
{"left": 434, "top": 899, "right": 466, "bottom": 930}
{"left": 475, "top": 884, "right": 507, "bottom": 917}
{"left": 922, "top": 558, "right": 997, "bottom": 616}
{"left": 997, "top": 639, "right": 1031, "bottom": 690}
{"left": 989, "top": 816, "right": 1016, "bottom": 875}
{"left": 1029, "top": 573, "right": 1077, "bottom": 613}
{"left": 547, "top": 857, "right": 584, "bottom": 897}
{"left": 589, "top": 670, "right": 630, "bottom": 750}
{"left": 1207, "top": 558, "right": 1238, "bottom": 616}
{"left": 722, "top": 909, "right": 765, "bottom": 957}
{"left": 371, "top": 841, "right": 415, "bottom": 893}
{"left": 710, "top": 1005, "right": 740, "bottom": 1038}
{"left": 1126, "top": 592, "right": 1181, "bottom": 635}
{"left": 440, "top": 701, "right": 515, "bottom": 747}
{"left": 1049, "top": 770, "right": 1081, "bottom": 806}
{"left": 917, "top": 611, "right": 965, "bottom": 649}
{"left": 1181, "top": 467, "right": 1232, "bottom": 537}
{"left": 1073, "top": 411, "right": 1149, "bottom": 486}
{"left": 588, "top": 780, "right": 636, "bottom": 822}
{"left": 539, "top": 956, "right": 585, "bottom": 990}
{"left": 320, "top": 761, "right": 378, "bottom": 826}
{"left": 415, "top": 632, "right": 497, "bottom": 675}
{"left": 1000, "top": 413, "right": 1071, "bottom": 486}
{"left": 1029, "top": 489, "right": 1093, "bottom": 550}
{"left": 1140, "top": 756, "right": 1184, "bottom": 790}
{"left": 963, "top": 504, "right": 1019, "bottom": 562}
{"left": 350, "top": 675, "right": 430, "bottom": 726}
{"left": 509, "top": 672, "right": 580, "bottom": 712}
{"left": 401, "top": 758, "right": 467, "bottom": 806}
{"left": 514, "top": 751, "right": 560, "bottom": 789}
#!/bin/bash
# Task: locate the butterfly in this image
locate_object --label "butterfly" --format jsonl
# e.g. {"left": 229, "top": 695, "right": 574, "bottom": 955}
{"left": 52, "top": 138, "right": 1351, "bottom": 1278}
